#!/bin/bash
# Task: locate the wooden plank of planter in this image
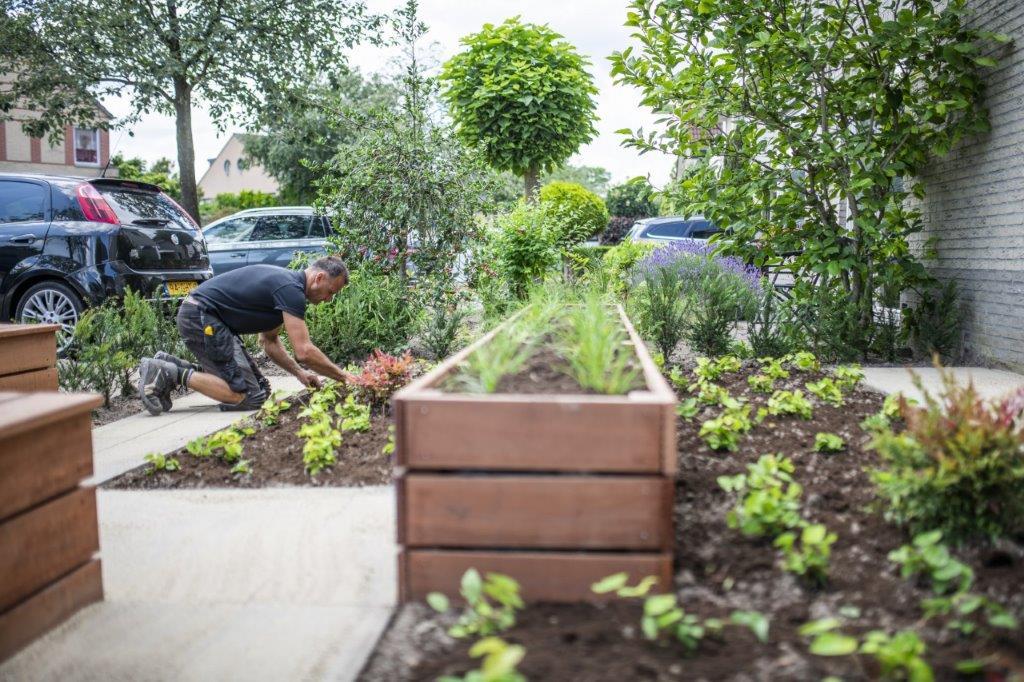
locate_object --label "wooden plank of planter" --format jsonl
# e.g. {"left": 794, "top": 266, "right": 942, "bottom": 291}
{"left": 0, "top": 559, "right": 103, "bottom": 663}
{"left": 0, "top": 392, "right": 101, "bottom": 441}
{"left": 0, "top": 367, "right": 59, "bottom": 392}
{"left": 0, "top": 487, "right": 99, "bottom": 613}
{"left": 402, "top": 474, "right": 672, "bottom": 550}
{"left": 400, "top": 396, "right": 665, "bottom": 472}
{"left": 400, "top": 549, "right": 673, "bottom": 603}
{"left": 0, "top": 324, "right": 58, "bottom": 377}
{"left": 0, "top": 404, "right": 96, "bottom": 522}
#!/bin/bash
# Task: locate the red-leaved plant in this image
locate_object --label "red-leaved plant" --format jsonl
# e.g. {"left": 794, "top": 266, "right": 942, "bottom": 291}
{"left": 350, "top": 350, "right": 414, "bottom": 410}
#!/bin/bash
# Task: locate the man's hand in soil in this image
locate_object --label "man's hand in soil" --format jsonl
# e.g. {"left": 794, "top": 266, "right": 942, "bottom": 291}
{"left": 297, "top": 369, "right": 322, "bottom": 389}
{"left": 280, "top": 312, "right": 352, "bottom": 384}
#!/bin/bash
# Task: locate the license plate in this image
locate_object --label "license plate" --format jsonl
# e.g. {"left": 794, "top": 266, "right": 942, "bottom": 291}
{"left": 167, "top": 281, "right": 198, "bottom": 297}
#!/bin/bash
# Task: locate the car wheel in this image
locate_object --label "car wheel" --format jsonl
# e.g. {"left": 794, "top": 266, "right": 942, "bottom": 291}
{"left": 15, "top": 281, "right": 84, "bottom": 355}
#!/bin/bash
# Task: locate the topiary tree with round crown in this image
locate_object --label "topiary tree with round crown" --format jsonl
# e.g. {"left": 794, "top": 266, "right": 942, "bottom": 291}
{"left": 440, "top": 17, "right": 599, "bottom": 201}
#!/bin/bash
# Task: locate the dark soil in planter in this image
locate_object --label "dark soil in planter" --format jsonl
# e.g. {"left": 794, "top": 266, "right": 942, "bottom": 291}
{"left": 360, "top": 361, "right": 1024, "bottom": 681}
{"left": 104, "top": 393, "right": 394, "bottom": 489}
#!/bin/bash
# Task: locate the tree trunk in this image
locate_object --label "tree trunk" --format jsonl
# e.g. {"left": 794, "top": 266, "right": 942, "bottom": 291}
{"left": 524, "top": 166, "right": 540, "bottom": 202}
{"left": 173, "top": 79, "right": 200, "bottom": 223}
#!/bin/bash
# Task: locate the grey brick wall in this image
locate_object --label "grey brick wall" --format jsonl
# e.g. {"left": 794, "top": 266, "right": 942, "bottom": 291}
{"left": 912, "top": 0, "right": 1024, "bottom": 370}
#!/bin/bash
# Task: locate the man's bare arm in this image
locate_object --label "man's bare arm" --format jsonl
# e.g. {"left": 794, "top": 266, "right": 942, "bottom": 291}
{"left": 259, "top": 327, "right": 306, "bottom": 378}
{"left": 281, "top": 312, "right": 353, "bottom": 383}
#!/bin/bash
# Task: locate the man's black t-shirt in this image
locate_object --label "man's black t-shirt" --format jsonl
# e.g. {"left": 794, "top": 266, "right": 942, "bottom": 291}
{"left": 191, "top": 264, "right": 307, "bottom": 334}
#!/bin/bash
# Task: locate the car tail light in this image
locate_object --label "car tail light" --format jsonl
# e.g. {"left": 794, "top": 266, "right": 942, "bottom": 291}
{"left": 164, "top": 194, "right": 201, "bottom": 231}
{"left": 76, "top": 183, "right": 119, "bottom": 224}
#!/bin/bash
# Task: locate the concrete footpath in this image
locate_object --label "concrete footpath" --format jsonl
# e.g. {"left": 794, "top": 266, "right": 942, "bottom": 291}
{"left": 862, "top": 366, "right": 1024, "bottom": 403}
{"left": 87, "top": 375, "right": 303, "bottom": 485}
{"left": 0, "top": 487, "right": 396, "bottom": 682}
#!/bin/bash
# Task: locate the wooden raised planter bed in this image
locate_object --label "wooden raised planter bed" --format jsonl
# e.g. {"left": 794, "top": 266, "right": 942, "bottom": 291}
{"left": 0, "top": 391, "right": 104, "bottom": 663}
{"left": 0, "top": 324, "right": 60, "bottom": 392}
{"left": 393, "top": 306, "right": 676, "bottom": 603}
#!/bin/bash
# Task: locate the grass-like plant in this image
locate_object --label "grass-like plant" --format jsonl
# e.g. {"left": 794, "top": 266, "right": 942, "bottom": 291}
{"left": 559, "top": 293, "right": 641, "bottom": 394}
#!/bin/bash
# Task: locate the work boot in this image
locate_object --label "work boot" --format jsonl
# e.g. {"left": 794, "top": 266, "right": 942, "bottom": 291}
{"left": 138, "top": 358, "right": 181, "bottom": 416}
{"left": 153, "top": 352, "right": 199, "bottom": 411}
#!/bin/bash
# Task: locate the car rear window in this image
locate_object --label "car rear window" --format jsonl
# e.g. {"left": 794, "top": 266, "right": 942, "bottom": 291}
{"left": 646, "top": 221, "right": 687, "bottom": 238}
{"left": 98, "top": 186, "right": 196, "bottom": 230}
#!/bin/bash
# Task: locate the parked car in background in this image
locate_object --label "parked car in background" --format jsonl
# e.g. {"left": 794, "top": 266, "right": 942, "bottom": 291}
{"left": 625, "top": 216, "right": 720, "bottom": 243}
{"left": 0, "top": 173, "right": 211, "bottom": 349}
{"left": 203, "top": 206, "right": 330, "bottom": 275}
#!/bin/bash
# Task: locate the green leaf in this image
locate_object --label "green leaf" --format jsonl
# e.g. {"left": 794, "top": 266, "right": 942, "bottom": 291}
{"left": 644, "top": 594, "right": 677, "bottom": 617}
{"left": 809, "top": 632, "right": 859, "bottom": 656}
{"left": 591, "top": 572, "right": 629, "bottom": 594}
{"left": 461, "top": 568, "right": 483, "bottom": 602}
{"left": 426, "top": 592, "right": 450, "bottom": 613}
{"left": 799, "top": 618, "right": 841, "bottom": 636}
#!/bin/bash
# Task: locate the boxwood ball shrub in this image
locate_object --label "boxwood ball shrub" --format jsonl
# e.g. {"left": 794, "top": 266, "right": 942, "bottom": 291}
{"left": 870, "top": 370, "right": 1024, "bottom": 543}
{"left": 305, "top": 267, "right": 420, "bottom": 364}
{"left": 539, "top": 181, "right": 609, "bottom": 249}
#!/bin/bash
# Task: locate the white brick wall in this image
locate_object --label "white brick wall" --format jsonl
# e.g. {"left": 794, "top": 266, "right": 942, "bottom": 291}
{"left": 912, "top": 0, "right": 1024, "bottom": 370}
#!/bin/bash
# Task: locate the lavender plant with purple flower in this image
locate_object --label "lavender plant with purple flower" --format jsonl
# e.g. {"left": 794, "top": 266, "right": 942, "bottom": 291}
{"left": 631, "top": 240, "right": 762, "bottom": 297}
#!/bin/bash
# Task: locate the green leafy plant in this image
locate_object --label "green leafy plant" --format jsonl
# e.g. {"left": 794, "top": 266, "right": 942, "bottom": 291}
{"left": 921, "top": 592, "right": 1018, "bottom": 635}
{"left": 350, "top": 350, "right": 414, "bottom": 409}
{"left": 767, "top": 390, "right": 814, "bottom": 419}
{"left": 692, "top": 381, "right": 731, "bottom": 406}
{"left": 601, "top": 239, "right": 654, "bottom": 295}
{"left": 422, "top": 287, "right": 469, "bottom": 361}
{"left": 888, "top": 530, "right": 973, "bottom": 595}
{"left": 257, "top": 391, "right": 292, "bottom": 426}
{"left": 427, "top": 569, "right": 524, "bottom": 639}
{"left": 789, "top": 351, "right": 821, "bottom": 372}
{"left": 640, "top": 593, "right": 721, "bottom": 652}
{"left": 859, "top": 630, "right": 933, "bottom": 682}
{"left": 759, "top": 357, "right": 790, "bottom": 381}
{"left": 747, "top": 374, "right": 774, "bottom": 393}
{"left": 729, "top": 610, "right": 770, "bottom": 643}
{"left": 231, "top": 459, "right": 252, "bottom": 475}
{"left": 64, "top": 304, "right": 134, "bottom": 407}
{"left": 799, "top": 619, "right": 859, "bottom": 657}
{"left": 382, "top": 425, "right": 396, "bottom": 456}
{"left": 336, "top": 394, "right": 371, "bottom": 432}
{"left": 903, "top": 280, "right": 962, "bottom": 362}
{"left": 775, "top": 524, "right": 837, "bottom": 585}
{"left": 833, "top": 364, "right": 865, "bottom": 391}
{"left": 861, "top": 412, "right": 892, "bottom": 433}
{"left": 686, "top": 269, "right": 754, "bottom": 357}
{"left": 814, "top": 433, "right": 845, "bottom": 453}
{"left": 635, "top": 265, "right": 688, "bottom": 360}
{"left": 489, "top": 201, "right": 559, "bottom": 299}
{"left": 540, "top": 181, "right": 609, "bottom": 250}
{"left": 438, "top": 637, "right": 526, "bottom": 682}
{"left": 143, "top": 453, "right": 180, "bottom": 474}
{"left": 807, "top": 378, "right": 843, "bottom": 406}
{"left": 699, "top": 402, "right": 753, "bottom": 451}
{"left": 297, "top": 386, "right": 342, "bottom": 475}
{"left": 676, "top": 398, "right": 699, "bottom": 420}
{"left": 718, "top": 455, "right": 803, "bottom": 537}
{"left": 559, "top": 293, "right": 641, "bottom": 394}
{"left": 455, "top": 321, "right": 538, "bottom": 394}
{"left": 747, "top": 285, "right": 795, "bottom": 358}
{"left": 185, "top": 426, "right": 251, "bottom": 463}
{"left": 870, "top": 370, "right": 1024, "bottom": 542}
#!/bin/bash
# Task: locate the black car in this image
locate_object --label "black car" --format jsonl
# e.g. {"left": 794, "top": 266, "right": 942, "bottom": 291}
{"left": 0, "top": 173, "right": 212, "bottom": 348}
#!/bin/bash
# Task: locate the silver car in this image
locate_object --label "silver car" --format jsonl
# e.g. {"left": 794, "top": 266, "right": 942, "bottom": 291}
{"left": 203, "top": 206, "right": 330, "bottom": 275}
{"left": 626, "top": 216, "right": 720, "bottom": 243}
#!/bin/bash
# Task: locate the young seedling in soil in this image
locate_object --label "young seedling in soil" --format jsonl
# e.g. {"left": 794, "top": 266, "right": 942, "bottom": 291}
{"left": 144, "top": 453, "right": 179, "bottom": 474}
{"left": 257, "top": 390, "right": 292, "bottom": 426}
{"left": 676, "top": 397, "right": 699, "bottom": 419}
{"left": 807, "top": 377, "right": 844, "bottom": 406}
{"left": 382, "top": 425, "right": 396, "bottom": 456}
{"left": 718, "top": 454, "right": 803, "bottom": 537}
{"left": 231, "top": 459, "right": 252, "bottom": 475}
{"left": 699, "top": 402, "right": 753, "bottom": 451}
{"left": 788, "top": 351, "right": 821, "bottom": 372}
{"left": 336, "top": 394, "right": 371, "bottom": 432}
{"left": 427, "top": 569, "right": 524, "bottom": 639}
{"left": 767, "top": 389, "right": 814, "bottom": 419}
{"left": 747, "top": 373, "right": 774, "bottom": 393}
{"left": 774, "top": 523, "right": 837, "bottom": 585}
{"left": 833, "top": 364, "right": 865, "bottom": 390}
{"left": 185, "top": 426, "right": 252, "bottom": 463}
{"left": 814, "top": 432, "right": 846, "bottom": 453}
{"left": 437, "top": 637, "right": 526, "bottom": 682}
{"left": 759, "top": 356, "right": 790, "bottom": 380}
{"left": 800, "top": 619, "right": 935, "bottom": 680}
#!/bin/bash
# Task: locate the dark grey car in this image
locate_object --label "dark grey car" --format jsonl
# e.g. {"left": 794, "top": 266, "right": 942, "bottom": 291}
{"left": 204, "top": 207, "right": 330, "bottom": 275}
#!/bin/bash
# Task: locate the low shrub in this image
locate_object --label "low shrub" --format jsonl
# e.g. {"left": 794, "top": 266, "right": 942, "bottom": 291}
{"left": 349, "top": 350, "right": 414, "bottom": 409}
{"left": 602, "top": 240, "right": 654, "bottom": 296}
{"left": 604, "top": 177, "right": 657, "bottom": 219}
{"left": 600, "top": 215, "right": 637, "bottom": 245}
{"left": 421, "top": 288, "right": 468, "bottom": 361}
{"left": 490, "top": 201, "right": 559, "bottom": 300}
{"left": 747, "top": 285, "right": 796, "bottom": 358}
{"left": 539, "top": 181, "right": 609, "bottom": 249}
{"left": 903, "top": 280, "right": 962, "bottom": 362}
{"left": 305, "top": 268, "right": 420, "bottom": 365}
{"left": 870, "top": 369, "right": 1024, "bottom": 542}
{"left": 65, "top": 305, "right": 133, "bottom": 406}
{"left": 634, "top": 266, "right": 688, "bottom": 360}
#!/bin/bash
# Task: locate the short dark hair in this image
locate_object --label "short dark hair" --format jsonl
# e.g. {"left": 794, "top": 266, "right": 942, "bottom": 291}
{"left": 309, "top": 256, "right": 348, "bottom": 281}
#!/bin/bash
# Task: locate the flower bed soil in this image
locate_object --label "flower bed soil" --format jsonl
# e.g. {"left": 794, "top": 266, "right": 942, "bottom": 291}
{"left": 360, "top": 361, "right": 1024, "bottom": 681}
{"left": 104, "top": 393, "right": 394, "bottom": 489}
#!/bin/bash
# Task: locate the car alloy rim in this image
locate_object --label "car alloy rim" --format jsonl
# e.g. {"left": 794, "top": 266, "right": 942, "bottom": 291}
{"left": 21, "top": 289, "right": 79, "bottom": 349}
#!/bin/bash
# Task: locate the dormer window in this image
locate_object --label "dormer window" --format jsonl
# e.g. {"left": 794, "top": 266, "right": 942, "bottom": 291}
{"left": 73, "top": 127, "right": 100, "bottom": 166}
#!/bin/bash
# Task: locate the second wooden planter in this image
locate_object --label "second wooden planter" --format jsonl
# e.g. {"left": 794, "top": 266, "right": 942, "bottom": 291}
{"left": 393, "top": 306, "right": 676, "bottom": 603}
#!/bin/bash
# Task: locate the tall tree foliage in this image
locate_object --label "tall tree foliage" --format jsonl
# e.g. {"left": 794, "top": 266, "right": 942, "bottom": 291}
{"left": 316, "top": 0, "right": 495, "bottom": 286}
{"left": 611, "top": 0, "right": 1008, "bottom": 354}
{"left": 244, "top": 73, "right": 398, "bottom": 203}
{"left": 1, "top": 0, "right": 379, "bottom": 220}
{"left": 440, "top": 17, "right": 599, "bottom": 199}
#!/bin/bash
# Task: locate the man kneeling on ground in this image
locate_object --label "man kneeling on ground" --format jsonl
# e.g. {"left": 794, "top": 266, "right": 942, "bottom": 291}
{"left": 137, "top": 256, "right": 353, "bottom": 415}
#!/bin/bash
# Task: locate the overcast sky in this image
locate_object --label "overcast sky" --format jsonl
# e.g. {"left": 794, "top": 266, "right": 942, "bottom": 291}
{"left": 102, "top": 0, "right": 675, "bottom": 190}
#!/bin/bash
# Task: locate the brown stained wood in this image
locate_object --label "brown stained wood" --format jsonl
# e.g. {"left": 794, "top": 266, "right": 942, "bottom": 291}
{"left": 0, "top": 559, "right": 102, "bottom": 663}
{"left": 402, "top": 475, "right": 672, "bottom": 550}
{"left": 0, "top": 325, "right": 58, "bottom": 377}
{"left": 0, "top": 412, "right": 94, "bottom": 521}
{"left": 0, "top": 367, "right": 58, "bottom": 392}
{"left": 0, "top": 392, "right": 102, "bottom": 441}
{"left": 401, "top": 550, "right": 673, "bottom": 603}
{"left": 0, "top": 487, "right": 99, "bottom": 613}
{"left": 401, "top": 398, "right": 664, "bottom": 472}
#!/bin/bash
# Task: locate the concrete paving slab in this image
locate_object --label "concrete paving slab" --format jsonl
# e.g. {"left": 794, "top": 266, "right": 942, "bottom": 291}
{"left": 0, "top": 601, "right": 391, "bottom": 682}
{"left": 862, "top": 366, "right": 1024, "bottom": 403}
{"left": 99, "top": 488, "right": 397, "bottom": 607}
{"left": 88, "top": 375, "right": 304, "bottom": 485}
